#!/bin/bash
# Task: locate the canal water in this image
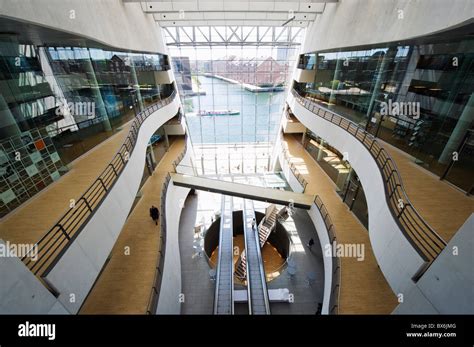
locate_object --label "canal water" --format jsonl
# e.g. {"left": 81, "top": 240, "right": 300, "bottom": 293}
{"left": 184, "top": 76, "right": 285, "bottom": 145}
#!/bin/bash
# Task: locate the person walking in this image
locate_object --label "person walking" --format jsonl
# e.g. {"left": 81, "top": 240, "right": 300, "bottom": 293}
{"left": 149, "top": 205, "right": 159, "bottom": 225}
{"left": 307, "top": 238, "right": 315, "bottom": 250}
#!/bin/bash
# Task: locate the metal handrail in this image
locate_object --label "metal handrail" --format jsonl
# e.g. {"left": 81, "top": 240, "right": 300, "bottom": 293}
{"left": 291, "top": 88, "right": 446, "bottom": 274}
{"left": 146, "top": 172, "right": 172, "bottom": 315}
{"left": 172, "top": 139, "right": 188, "bottom": 172}
{"left": 280, "top": 143, "right": 340, "bottom": 314}
{"left": 21, "top": 91, "right": 178, "bottom": 278}
{"left": 280, "top": 148, "right": 308, "bottom": 192}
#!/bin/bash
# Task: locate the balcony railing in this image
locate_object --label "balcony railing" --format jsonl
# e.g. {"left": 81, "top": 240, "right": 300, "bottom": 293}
{"left": 172, "top": 141, "right": 187, "bottom": 172}
{"left": 281, "top": 148, "right": 308, "bottom": 192}
{"left": 280, "top": 144, "right": 340, "bottom": 314}
{"left": 146, "top": 140, "right": 188, "bottom": 314}
{"left": 291, "top": 88, "right": 446, "bottom": 278}
{"left": 146, "top": 172, "right": 171, "bottom": 315}
{"left": 21, "top": 91, "right": 177, "bottom": 280}
{"left": 314, "top": 195, "right": 341, "bottom": 315}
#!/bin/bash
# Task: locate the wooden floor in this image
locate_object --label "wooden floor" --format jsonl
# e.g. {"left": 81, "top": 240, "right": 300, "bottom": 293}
{"left": 80, "top": 138, "right": 185, "bottom": 314}
{"left": 382, "top": 142, "right": 474, "bottom": 242}
{"left": 0, "top": 122, "right": 132, "bottom": 245}
{"left": 283, "top": 134, "right": 398, "bottom": 314}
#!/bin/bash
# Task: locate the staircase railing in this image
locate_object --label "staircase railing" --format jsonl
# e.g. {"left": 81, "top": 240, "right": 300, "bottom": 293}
{"left": 21, "top": 91, "right": 177, "bottom": 279}
{"left": 291, "top": 88, "right": 446, "bottom": 279}
{"left": 235, "top": 205, "right": 278, "bottom": 280}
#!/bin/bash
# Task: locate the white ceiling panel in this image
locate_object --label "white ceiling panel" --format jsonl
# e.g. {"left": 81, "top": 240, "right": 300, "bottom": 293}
{"left": 274, "top": 2, "right": 298, "bottom": 11}
{"left": 269, "top": 12, "right": 293, "bottom": 20}
{"left": 171, "top": 1, "right": 198, "bottom": 11}
{"left": 198, "top": 1, "right": 224, "bottom": 11}
{"left": 203, "top": 12, "right": 223, "bottom": 20}
{"left": 251, "top": 2, "right": 275, "bottom": 12}
{"left": 246, "top": 12, "right": 266, "bottom": 20}
{"left": 135, "top": 0, "right": 333, "bottom": 27}
{"left": 144, "top": 1, "right": 174, "bottom": 11}
{"left": 224, "top": 1, "right": 250, "bottom": 11}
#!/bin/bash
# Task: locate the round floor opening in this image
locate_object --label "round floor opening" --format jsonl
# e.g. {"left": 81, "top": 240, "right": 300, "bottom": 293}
{"left": 204, "top": 210, "right": 291, "bottom": 283}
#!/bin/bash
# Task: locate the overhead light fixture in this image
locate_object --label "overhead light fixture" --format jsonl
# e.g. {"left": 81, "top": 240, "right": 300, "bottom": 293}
{"left": 282, "top": 16, "right": 296, "bottom": 27}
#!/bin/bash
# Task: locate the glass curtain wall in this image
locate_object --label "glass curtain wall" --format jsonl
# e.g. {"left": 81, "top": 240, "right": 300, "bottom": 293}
{"left": 167, "top": 27, "right": 302, "bottom": 176}
{"left": 0, "top": 33, "right": 172, "bottom": 217}
{"left": 295, "top": 29, "right": 474, "bottom": 193}
{"left": 45, "top": 47, "right": 173, "bottom": 164}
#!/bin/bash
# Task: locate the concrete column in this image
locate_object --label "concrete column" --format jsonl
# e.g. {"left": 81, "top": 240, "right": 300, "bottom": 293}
{"left": 328, "top": 58, "right": 342, "bottom": 108}
{"left": 365, "top": 48, "right": 397, "bottom": 130}
{"left": 164, "top": 129, "right": 169, "bottom": 152}
{"left": 301, "top": 130, "right": 307, "bottom": 145}
{"left": 148, "top": 143, "right": 156, "bottom": 167}
{"left": 438, "top": 93, "right": 474, "bottom": 164}
{"left": 129, "top": 61, "right": 144, "bottom": 112}
{"left": 84, "top": 49, "right": 111, "bottom": 131}
{"left": 317, "top": 139, "right": 325, "bottom": 161}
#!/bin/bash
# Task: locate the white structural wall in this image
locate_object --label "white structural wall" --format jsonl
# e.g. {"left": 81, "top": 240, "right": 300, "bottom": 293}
{"left": 287, "top": 92, "right": 426, "bottom": 296}
{"left": 43, "top": 98, "right": 181, "bottom": 313}
{"left": 156, "top": 138, "right": 194, "bottom": 314}
{"left": 302, "top": 0, "right": 474, "bottom": 53}
{"left": 0, "top": 0, "right": 167, "bottom": 53}
{"left": 393, "top": 214, "right": 474, "bottom": 314}
{"left": 0, "top": 240, "right": 68, "bottom": 314}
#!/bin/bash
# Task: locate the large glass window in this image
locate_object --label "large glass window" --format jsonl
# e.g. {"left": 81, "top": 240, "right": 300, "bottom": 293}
{"left": 166, "top": 27, "right": 303, "bottom": 175}
{"left": 296, "top": 27, "right": 474, "bottom": 193}
{"left": 0, "top": 30, "right": 173, "bottom": 216}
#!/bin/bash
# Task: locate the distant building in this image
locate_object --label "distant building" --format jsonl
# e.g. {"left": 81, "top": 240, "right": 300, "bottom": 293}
{"left": 213, "top": 56, "right": 286, "bottom": 87}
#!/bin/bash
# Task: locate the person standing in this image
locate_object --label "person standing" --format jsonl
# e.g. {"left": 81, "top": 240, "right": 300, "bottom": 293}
{"left": 307, "top": 238, "right": 315, "bottom": 250}
{"left": 149, "top": 205, "right": 160, "bottom": 225}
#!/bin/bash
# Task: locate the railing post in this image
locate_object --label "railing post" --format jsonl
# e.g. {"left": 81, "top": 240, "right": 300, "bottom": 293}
{"left": 117, "top": 152, "right": 126, "bottom": 165}
{"left": 82, "top": 197, "right": 93, "bottom": 212}
{"left": 97, "top": 178, "right": 107, "bottom": 191}
{"left": 397, "top": 204, "right": 407, "bottom": 218}
{"left": 109, "top": 163, "right": 118, "bottom": 176}
{"left": 58, "top": 224, "right": 71, "bottom": 240}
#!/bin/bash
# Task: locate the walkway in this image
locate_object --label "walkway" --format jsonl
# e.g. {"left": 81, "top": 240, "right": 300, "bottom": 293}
{"left": 80, "top": 138, "right": 184, "bottom": 314}
{"left": 0, "top": 122, "right": 132, "bottom": 245}
{"left": 171, "top": 173, "right": 314, "bottom": 209}
{"left": 382, "top": 142, "right": 474, "bottom": 242}
{"left": 283, "top": 134, "right": 398, "bottom": 314}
